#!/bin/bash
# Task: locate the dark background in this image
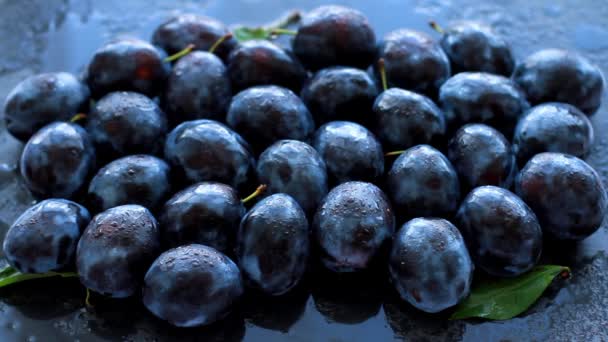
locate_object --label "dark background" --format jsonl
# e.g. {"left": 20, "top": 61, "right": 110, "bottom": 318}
{"left": 0, "top": 0, "right": 607, "bottom": 341}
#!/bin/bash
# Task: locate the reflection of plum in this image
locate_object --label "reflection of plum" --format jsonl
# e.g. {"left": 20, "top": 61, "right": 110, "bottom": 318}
{"left": 311, "top": 265, "right": 386, "bottom": 324}
{"left": 86, "top": 296, "right": 143, "bottom": 339}
{"left": 241, "top": 285, "right": 309, "bottom": 332}
{"left": 383, "top": 290, "right": 465, "bottom": 341}
{"left": 0, "top": 277, "right": 84, "bottom": 320}
{"left": 141, "top": 310, "right": 246, "bottom": 342}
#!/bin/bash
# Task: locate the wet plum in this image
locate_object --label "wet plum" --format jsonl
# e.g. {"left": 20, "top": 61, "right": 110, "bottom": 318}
{"left": 292, "top": 5, "right": 376, "bottom": 71}
{"left": 448, "top": 124, "right": 516, "bottom": 190}
{"left": 512, "top": 103, "right": 594, "bottom": 166}
{"left": 437, "top": 21, "right": 515, "bottom": 76}
{"left": 20, "top": 122, "right": 95, "bottom": 199}
{"left": 387, "top": 145, "right": 460, "bottom": 219}
{"left": 152, "top": 14, "right": 237, "bottom": 61}
{"left": 87, "top": 155, "right": 171, "bottom": 213}
{"left": 236, "top": 194, "right": 309, "bottom": 295}
{"left": 373, "top": 29, "right": 450, "bottom": 98}
{"left": 3, "top": 199, "right": 90, "bottom": 273}
{"left": 313, "top": 121, "right": 384, "bottom": 184}
{"left": 86, "top": 91, "right": 168, "bottom": 161}
{"left": 86, "top": 38, "right": 170, "bottom": 98}
{"left": 159, "top": 182, "right": 245, "bottom": 253}
{"left": 439, "top": 72, "right": 530, "bottom": 135}
{"left": 456, "top": 186, "right": 542, "bottom": 277}
{"left": 256, "top": 140, "right": 328, "bottom": 215}
{"left": 227, "top": 85, "right": 315, "bottom": 155}
{"left": 142, "top": 244, "right": 244, "bottom": 327}
{"left": 515, "top": 153, "right": 608, "bottom": 240}
{"left": 164, "top": 51, "right": 231, "bottom": 123}
{"left": 164, "top": 119, "right": 255, "bottom": 190}
{"left": 76, "top": 205, "right": 161, "bottom": 297}
{"left": 313, "top": 181, "right": 394, "bottom": 272}
{"left": 512, "top": 49, "right": 604, "bottom": 115}
{"left": 389, "top": 218, "right": 473, "bottom": 313}
{"left": 372, "top": 88, "right": 446, "bottom": 150}
{"left": 301, "top": 67, "right": 379, "bottom": 126}
{"left": 3, "top": 72, "right": 89, "bottom": 141}
{"left": 227, "top": 40, "right": 307, "bottom": 92}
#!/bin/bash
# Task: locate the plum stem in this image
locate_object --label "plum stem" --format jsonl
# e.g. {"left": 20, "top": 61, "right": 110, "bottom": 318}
{"left": 270, "top": 28, "right": 297, "bottom": 36}
{"left": 164, "top": 43, "right": 195, "bottom": 62}
{"left": 70, "top": 113, "right": 87, "bottom": 123}
{"left": 209, "top": 33, "right": 234, "bottom": 54}
{"left": 85, "top": 288, "right": 93, "bottom": 307}
{"left": 242, "top": 184, "right": 268, "bottom": 204}
{"left": 385, "top": 150, "right": 406, "bottom": 157}
{"left": 378, "top": 58, "right": 388, "bottom": 91}
{"left": 429, "top": 21, "right": 444, "bottom": 34}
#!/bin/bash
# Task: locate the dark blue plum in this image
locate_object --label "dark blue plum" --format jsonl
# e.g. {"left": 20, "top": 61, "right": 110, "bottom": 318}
{"left": 226, "top": 85, "right": 315, "bottom": 155}
{"left": 164, "top": 51, "right": 231, "bottom": 123}
{"left": 512, "top": 49, "right": 604, "bottom": 115}
{"left": 313, "top": 181, "right": 394, "bottom": 272}
{"left": 86, "top": 38, "right": 170, "bottom": 99}
{"left": 3, "top": 199, "right": 90, "bottom": 273}
{"left": 515, "top": 153, "right": 608, "bottom": 240}
{"left": 20, "top": 122, "right": 96, "bottom": 199}
{"left": 372, "top": 88, "right": 446, "bottom": 150}
{"left": 456, "top": 186, "right": 542, "bottom": 277}
{"left": 76, "top": 205, "right": 161, "bottom": 298}
{"left": 448, "top": 124, "right": 516, "bottom": 190}
{"left": 256, "top": 140, "right": 328, "bottom": 215}
{"left": 292, "top": 5, "right": 376, "bottom": 71}
{"left": 512, "top": 103, "right": 594, "bottom": 166}
{"left": 438, "top": 21, "right": 515, "bottom": 76}
{"left": 227, "top": 40, "right": 307, "bottom": 93}
{"left": 164, "top": 119, "right": 254, "bottom": 190}
{"left": 439, "top": 72, "right": 530, "bottom": 135}
{"left": 3, "top": 72, "right": 90, "bottom": 141}
{"left": 236, "top": 194, "right": 309, "bottom": 296}
{"left": 301, "top": 67, "right": 379, "bottom": 126}
{"left": 373, "top": 29, "right": 450, "bottom": 98}
{"left": 387, "top": 145, "right": 460, "bottom": 219}
{"left": 313, "top": 121, "right": 384, "bottom": 184}
{"left": 152, "top": 14, "right": 237, "bottom": 62}
{"left": 86, "top": 91, "right": 168, "bottom": 161}
{"left": 159, "top": 182, "right": 245, "bottom": 253}
{"left": 142, "top": 244, "right": 244, "bottom": 327}
{"left": 389, "top": 218, "right": 473, "bottom": 313}
{"left": 87, "top": 155, "right": 171, "bottom": 213}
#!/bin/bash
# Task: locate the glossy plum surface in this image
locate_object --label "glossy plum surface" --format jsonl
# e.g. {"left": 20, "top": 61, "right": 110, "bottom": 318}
{"left": 20, "top": 122, "right": 95, "bottom": 199}
{"left": 3, "top": 72, "right": 89, "bottom": 141}
{"left": 3, "top": 199, "right": 90, "bottom": 273}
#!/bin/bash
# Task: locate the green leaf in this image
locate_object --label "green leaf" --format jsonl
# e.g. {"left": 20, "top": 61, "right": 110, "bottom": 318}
{"left": 450, "top": 265, "right": 570, "bottom": 320}
{"left": 0, "top": 265, "right": 78, "bottom": 288}
{"left": 233, "top": 27, "right": 271, "bottom": 42}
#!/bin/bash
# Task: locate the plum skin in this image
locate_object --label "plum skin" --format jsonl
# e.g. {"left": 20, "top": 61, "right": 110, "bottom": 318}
{"left": 3, "top": 199, "right": 90, "bottom": 273}
{"left": 20, "top": 122, "right": 96, "bottom": 199}
{"left": 159, "top": 182, "right": 246, "bottom": 253}
{"left": 456, "top": 186, "right": 543, "bottom": 277}
{"left": 3, "top": 72, "right": 90, "bottom": 141}
{"left": 387, "top": 144, "right": 460, "bottom": 219}
{"left": 515, "top": 152, "right": 608, "bottom": 240}
{"left": 142, "top": 244, "right": 244, "bottom": 328}
{"left": 236, "top": 194, "right": 309, "bottom": 295}
{"left": 256, "top": 140, "right": 328, "bottom": 216}
{"left": 76, "top": 204, "right": 161, "bottom": 298}
{"left": 313, "top": 181, "right": 395, "bottom": 272}
{"left": 389, "top": 218, "right": 473, "bottom": 313}
{"left": 87, "top": 154, "right": 171, "bottom": 213}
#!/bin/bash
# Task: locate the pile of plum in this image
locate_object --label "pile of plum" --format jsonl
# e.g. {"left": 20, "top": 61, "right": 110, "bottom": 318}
{"left": 2, "top": 4, "right": 605, "bottom": 328}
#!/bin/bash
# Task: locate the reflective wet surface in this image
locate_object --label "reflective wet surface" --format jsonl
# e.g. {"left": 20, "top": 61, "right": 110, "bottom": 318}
{"left": 1, "top": 0, "right": 608, "bottom": 340}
